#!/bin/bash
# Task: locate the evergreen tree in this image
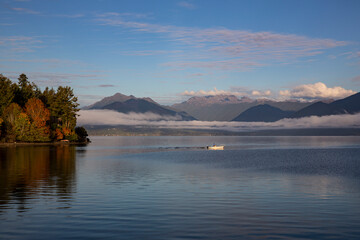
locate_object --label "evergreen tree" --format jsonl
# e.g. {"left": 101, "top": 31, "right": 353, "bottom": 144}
{"left": 14, "top": 73, "right": 39, "bottom": 107}
{"left": 0, "top": 74, "right": 16, "bottom": 116}
{"left": 52, "top": 86, "right": 79, "bottom": 130}
{"left": 39, "top": 87, "right": 58, "bottom": 130}
{"left": 75, "top": 126, "right": 88, "bottom": 142}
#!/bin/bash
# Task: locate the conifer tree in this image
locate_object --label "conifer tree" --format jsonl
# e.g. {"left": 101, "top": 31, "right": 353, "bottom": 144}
{"left": 0, "top": 74, "right": 16, "bottom": 116}
{"left": 52, "top": 86, "right": 79, "bottom": 130}
{"left": 14, "top": 73, "right": 39, "bottom": 107}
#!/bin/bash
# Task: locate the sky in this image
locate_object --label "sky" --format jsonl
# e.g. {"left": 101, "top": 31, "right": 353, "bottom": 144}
{"left": 1, "top": 0, "right": 360, "bottom": 106}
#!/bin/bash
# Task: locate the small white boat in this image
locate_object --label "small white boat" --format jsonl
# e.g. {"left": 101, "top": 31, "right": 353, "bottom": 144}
{"left": 207, "top": 145, "right": 224, "bottom": 150}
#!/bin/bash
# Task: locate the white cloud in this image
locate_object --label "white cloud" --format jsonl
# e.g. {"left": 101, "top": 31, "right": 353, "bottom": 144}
{"left": 10, "top": 7, "right": 40, "bottom": 15}
{"left": 78, "top": 110, "right": 182, "bottom": 126}
{"left": 251, "top": 90, "right": 272, "bottom": 97}
{"left": 181, "top": 87, "right": 272, "bottom": 98}
{"left": 78, "top": 110, "right": 360, "bottom": 131}
{"left": 279, "top": 82, "right": 355, "bottom": 99}
{"left": 181, "top": 87, "right": 240, "bottom": 96}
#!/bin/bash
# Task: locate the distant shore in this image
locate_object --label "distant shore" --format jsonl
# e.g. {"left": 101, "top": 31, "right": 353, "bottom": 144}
{"left": 0, "top": 141, "right": 90, "bottom": 147}
{"left": 85, "top": 126, "right": 360, "bottom": 137}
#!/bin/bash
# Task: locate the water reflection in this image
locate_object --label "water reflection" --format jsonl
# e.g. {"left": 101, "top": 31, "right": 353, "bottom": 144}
{"left": 1, "top": 137, "right": 360, "bottom": 239}
{"left": 0, "top": 145, "right": 81, "bottom": 213}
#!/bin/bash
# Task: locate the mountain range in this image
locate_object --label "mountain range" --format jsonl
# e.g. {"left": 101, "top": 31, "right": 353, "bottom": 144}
{"left": 289, "top": 91, "right": 360, "bottom": 118}
{"left": 232, "top": 92, "right": 360, "bottom": 122}
{"left": 232, "top": 104, "right": 295, "bottom": 122}
{"left": 83, "top": 92, "right": 360, "bottom": 122}
{"left": 83, "top": 93, "right": 196, "bottom": 121}
{"left": 172, "top": 95, "right": 313, "bottom": 121}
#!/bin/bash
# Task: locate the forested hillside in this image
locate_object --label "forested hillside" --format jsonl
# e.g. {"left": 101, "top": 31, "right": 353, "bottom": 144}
{"left": 0, "top": 74, "right": 87, "bottom": 143}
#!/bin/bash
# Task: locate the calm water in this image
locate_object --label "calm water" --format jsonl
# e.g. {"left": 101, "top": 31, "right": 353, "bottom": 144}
{"left": 1, "top": 136, "right": 360, "bottom": 239}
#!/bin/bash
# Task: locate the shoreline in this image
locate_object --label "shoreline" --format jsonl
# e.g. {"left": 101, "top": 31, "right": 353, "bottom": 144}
{"left": 0, "top": 141, "right": 90, "bottom": 147}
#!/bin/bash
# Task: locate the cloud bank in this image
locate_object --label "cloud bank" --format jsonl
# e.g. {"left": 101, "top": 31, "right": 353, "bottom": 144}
{"left": 181, "top": 82, "right": 355, "bottom": 100}
{"left": 78, "top": 110, "right": 360, "bottom": 131}
{"left": 181, "top": 87, "right": 272, "bottom": 98}
{"left": 279, "top": 82, "right": 355, "bottom": 99}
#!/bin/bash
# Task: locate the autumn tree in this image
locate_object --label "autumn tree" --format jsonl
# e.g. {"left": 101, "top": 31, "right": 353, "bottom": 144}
{"left": 2, "top": 103, "right": 23, "bottom": 142}
{"left": 39, "top": 87, "right": 58, "bottom": 131}
{"left": 3, "top": 103, "right": 22, "bottom": 128}
{"left": 14, "top": 112, "right": 31, "bottom": 141}
{"left": 25, "top": 98, "right": 51, "bottom": 142}
{"left": 0, "top": 117, "right": 3, "bottom": 138}
{"left": 0, "top": 74, "right": 87, "bottom": 143}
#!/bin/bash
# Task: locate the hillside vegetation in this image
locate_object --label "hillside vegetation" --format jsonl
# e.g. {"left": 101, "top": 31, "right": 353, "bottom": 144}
{"left": 0, "top": 74, "right": 87, "bottom": 143}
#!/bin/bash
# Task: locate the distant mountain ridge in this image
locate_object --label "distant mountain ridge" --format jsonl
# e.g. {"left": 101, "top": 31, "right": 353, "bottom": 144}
{"left": 232, "top": 92, "right": 360, "bottom": 122}
{"left": 84, "top": 92, "right": 360, "bottom": 123}
{"left": 83, "top": 93, "right": 157, "bottom": 110}
{"left": 289, "top": 92, "right": 360, "bottom": 118}
{"left": 83, "top": 93, "right": 196, "bottom": 121}
{"left": 232, "top": 104, "right": 294, "bottom": 122}
{"left": 172, "top": 94, "right": 313, "bottom": 121}
{"left": 177, "top": 95, "right": 253, "bottom": 107}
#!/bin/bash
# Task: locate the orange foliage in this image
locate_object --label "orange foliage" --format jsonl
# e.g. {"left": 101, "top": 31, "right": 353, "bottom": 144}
{"left": 56, "top": 128, "right": 63, "bottom": 140}
{"left": 25, "top": 98, "right": 50, "bottom": 129}
{"left": 62, "top": 127, "right": 71, "bottom": 136}
{"left": 0, "top": 117, "right": 3, "bottom": 136}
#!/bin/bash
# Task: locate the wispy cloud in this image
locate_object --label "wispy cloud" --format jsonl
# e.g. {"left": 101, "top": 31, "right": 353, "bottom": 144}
{"left": 95, "top": 15, "right": 347, "bottom": 71}
{"left": 77, "top": 84, "right": 116, "bottom": 89}
{"left": 9, "top": 7, "right": 40, "bottom": 15}
{"left": 78, "top": 110, "right": 360, "bottom": 131}
{"left": 3, "top": 71, "right": 106, "bottom": 87}
{"left": 279, "top": 82, "right": 355, "bottom": 100}
{"left": 0, "top": 23, "right": 16, "bottom": 26}
{"left": 122, "top": 50, "right": 183, "bottom": 56}
{"left": 96, "top": 12, "right": 150, "bottom": 19}
{"left": 0, "top": 36, "right": 44, "bottom": 53}
{"left": 53, "top": 13, "right": 85, "bottom": 18}
{"left": 352, "top": 76, "right": 360, "bottom": 83}
{"left": 177, "top": 1, "right": 196, "bottom": 9}
{"left": 98, "top": 84, "right": 115, "bottom": 88}
{"left": 6, "top": 4, "right": 86, "bottom": 19}
{"left": 0, "top": 58, "right": 82, "bottom": 64}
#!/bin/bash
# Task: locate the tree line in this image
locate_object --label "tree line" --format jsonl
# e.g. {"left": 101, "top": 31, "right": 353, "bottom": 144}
{"left": 0, "top": 73, "right": 88, "bottom": 143}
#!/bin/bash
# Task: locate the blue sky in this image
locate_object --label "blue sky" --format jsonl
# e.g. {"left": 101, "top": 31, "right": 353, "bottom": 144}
{"left": 1, "top": 0, "right": 360, "bottom": 106}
